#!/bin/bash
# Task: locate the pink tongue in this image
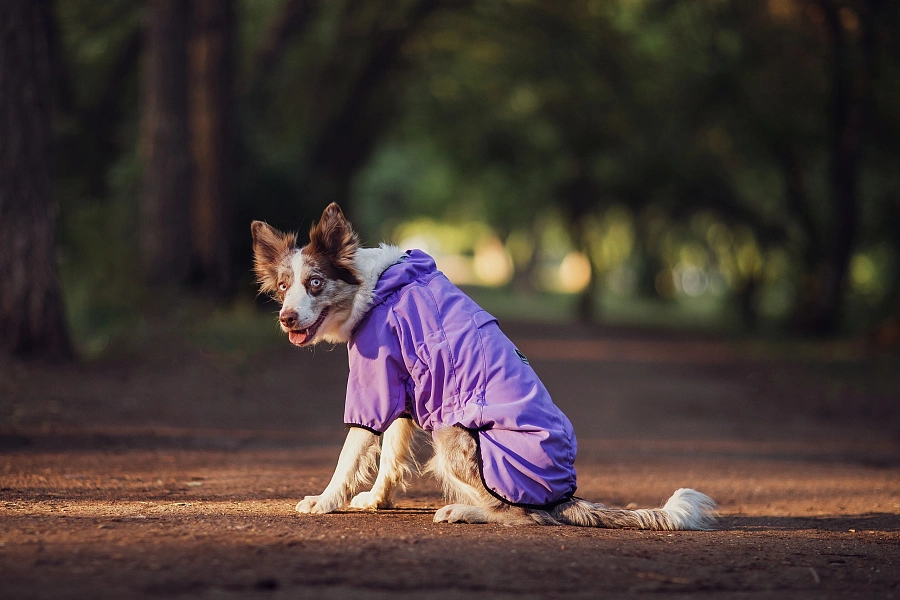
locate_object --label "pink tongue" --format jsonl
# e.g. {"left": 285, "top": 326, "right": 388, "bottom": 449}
{"left": 289, "top": 330, "right": 308, "bottom": 345}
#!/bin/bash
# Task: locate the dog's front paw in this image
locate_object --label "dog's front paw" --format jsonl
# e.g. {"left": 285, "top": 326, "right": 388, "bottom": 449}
{"left": 295, "top": 495, "right": 339, "bottom": 514}
{"left": 349, "top": 490, "right": 392, "bottom": 510}
{"left": 295, "top": 495, "right": 322, "bottom": 513}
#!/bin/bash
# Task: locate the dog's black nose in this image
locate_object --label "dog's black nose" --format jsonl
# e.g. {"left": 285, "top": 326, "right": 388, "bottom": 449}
{"left": 280, "top": 310, "right": 298, "bottom": 329}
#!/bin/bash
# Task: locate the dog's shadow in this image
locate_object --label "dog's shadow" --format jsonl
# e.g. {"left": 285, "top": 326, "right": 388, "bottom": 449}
{"left": 716, "top": 513, "right": 899, "bottom": 532}
{"left": 336, "top": 507, "right": 437, "bottom": 516}
{"left": 333, "top": 510, "right": 899, "bottom": 533}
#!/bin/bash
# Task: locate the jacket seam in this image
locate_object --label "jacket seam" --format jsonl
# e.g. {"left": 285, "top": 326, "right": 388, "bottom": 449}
{"left": 474, "top": 314, "right": 490, "bottom": 426}
{"left": 424, "top": 282, "right": 461, "bottom": 404}
{"left": 386, "top": 306, "right": 410, "bottom": 419}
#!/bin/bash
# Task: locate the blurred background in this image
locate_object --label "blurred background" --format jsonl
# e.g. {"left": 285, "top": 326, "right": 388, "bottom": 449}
{"left": 2, "top": 0, "right": 900, "bottom": 361}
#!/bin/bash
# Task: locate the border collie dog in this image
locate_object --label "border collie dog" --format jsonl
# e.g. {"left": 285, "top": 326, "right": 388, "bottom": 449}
{"left": 251, "top": 203, "right": 717, "bottom": 529}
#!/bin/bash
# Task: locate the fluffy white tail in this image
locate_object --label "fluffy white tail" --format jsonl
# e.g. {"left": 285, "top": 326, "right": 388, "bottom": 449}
{"left": 660, "top": 488, "right": 719, "bottom": 530}
{"left": 550, "top": 488, "right": 718, "bottom": 531}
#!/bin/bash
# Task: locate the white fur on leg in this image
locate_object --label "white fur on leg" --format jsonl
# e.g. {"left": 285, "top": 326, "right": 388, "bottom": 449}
{"left": 350, "top": 418, "right": 418, "bottom": 510}
{"left": 427, "top": 428, "right": 542, "bottom": 526}
{"left": 296, "top": 427, "right": 379, "bottom": 514}
{"left": 425, "top": 428, "right": 490, "bottom": 506}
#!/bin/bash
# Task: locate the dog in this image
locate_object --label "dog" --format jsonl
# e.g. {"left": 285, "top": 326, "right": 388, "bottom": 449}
{"left": 251, "top": 203, "right": 717, "bottom": 529}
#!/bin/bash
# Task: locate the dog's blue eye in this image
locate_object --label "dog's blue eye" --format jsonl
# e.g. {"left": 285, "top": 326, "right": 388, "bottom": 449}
{"left": 278, "top": 283, "right": 287, "bottom": 291}
{"left": 310, "top": 278, "right": 321, "bottom": 288}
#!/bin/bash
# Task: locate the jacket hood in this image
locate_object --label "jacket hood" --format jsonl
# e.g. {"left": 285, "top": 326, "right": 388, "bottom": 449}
{"left": 369, "top": 249, "right": 437, "bottom": 309}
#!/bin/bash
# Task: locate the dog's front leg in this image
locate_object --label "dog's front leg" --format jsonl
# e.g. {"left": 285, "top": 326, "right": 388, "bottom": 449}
{"left": 350, "top": 417, "right": 417, "bottom": 509}
{"left": 296, "top": 427, "right": 379, "bottom": 514}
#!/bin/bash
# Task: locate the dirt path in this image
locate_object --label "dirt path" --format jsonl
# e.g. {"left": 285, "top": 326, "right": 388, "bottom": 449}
{"left": 2, "top": 324, "right": 899, "bottom": 598}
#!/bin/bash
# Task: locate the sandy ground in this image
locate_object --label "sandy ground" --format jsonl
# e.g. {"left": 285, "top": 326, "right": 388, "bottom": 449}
{"left": 1, "top": 322, "right": 899, "bottom": 599}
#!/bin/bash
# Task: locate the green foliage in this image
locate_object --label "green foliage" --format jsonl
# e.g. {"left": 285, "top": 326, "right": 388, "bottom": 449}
{"left": 50, "top": 0, "right": 900, "bottom": 351}
{"left": 355, "top": 0, "right": 900, "bottom": 332}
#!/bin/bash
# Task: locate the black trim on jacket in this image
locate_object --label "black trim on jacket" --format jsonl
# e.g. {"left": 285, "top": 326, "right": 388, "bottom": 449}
{"left": 345, "top": 423, "right": 383, "bottom": 436}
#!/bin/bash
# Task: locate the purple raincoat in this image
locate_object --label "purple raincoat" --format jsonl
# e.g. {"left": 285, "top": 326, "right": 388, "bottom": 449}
{"left": 344, "top": 250, "right": 577, "bottom": 507}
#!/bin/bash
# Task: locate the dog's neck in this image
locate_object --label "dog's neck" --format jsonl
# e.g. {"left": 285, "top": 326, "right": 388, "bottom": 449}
{"left": 323, "top": 244, "right": 406, "bottom": 344}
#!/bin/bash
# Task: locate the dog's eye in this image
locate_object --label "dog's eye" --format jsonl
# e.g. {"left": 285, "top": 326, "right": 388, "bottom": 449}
{"left": 278, "top": 283, "right": 287, "bottom": 292}
{"left": 310, "top": 278, "right": 322, "bottom": 289}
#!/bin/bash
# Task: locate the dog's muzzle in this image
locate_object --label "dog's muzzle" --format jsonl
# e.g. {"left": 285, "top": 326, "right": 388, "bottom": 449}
{"left": 281, "top": 308, "right": 329, "bottom": 346}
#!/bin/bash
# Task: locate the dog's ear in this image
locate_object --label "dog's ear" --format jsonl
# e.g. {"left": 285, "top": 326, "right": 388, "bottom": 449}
{"left": 251, "top": 221, "right": 296, "bottom": 294}
{"left": 307, "top": 203, "right": 360, "bottom": 284}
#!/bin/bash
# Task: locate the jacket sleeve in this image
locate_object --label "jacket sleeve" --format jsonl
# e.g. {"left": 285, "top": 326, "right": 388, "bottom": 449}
{"left": 344, "top": 308, "right": 408, "bottom": 434}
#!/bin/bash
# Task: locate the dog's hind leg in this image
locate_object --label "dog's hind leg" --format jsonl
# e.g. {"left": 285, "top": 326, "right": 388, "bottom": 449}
{"left": 350, "top": 417, "right": 419, "bottom": 509}
{"left": 427, "top": 427, "right": 542, "bottom": 526}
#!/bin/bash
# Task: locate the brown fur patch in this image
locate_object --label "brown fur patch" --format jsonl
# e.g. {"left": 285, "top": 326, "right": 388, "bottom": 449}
{"left": 304, "top": 203, "right": 360, "bottom": 285}
{"left": 250, "top": 221, "right": 297, "bottom": 296}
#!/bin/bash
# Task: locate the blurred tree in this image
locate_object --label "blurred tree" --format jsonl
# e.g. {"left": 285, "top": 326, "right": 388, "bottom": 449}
{"left": 244, "top": 0, "right": 317, "bottom": 97}
{"left": 711, "top": 0, "right": 892, "bottom": 334}
{"left": 559, "top": 162, "right": 601, "bottom": 322}
{"left": 798, "top": 0, "right": 885, "bottom": 334}
{"left": 305, "top": 0, "right": 448, "bottom": 213}
{"left": 140, "top": 0, "right": 193, "bottom": 285}
{"left": 189, "top": 0, "right": 237, "bottom": 294}
{"left": 242, "top": 0, "right": 462, "bottom": 226}
{"left": 53, "top": 4, "right": 142, "bottom": 203}
{"left": 873, "top": 196, "right": 900, "bottom": 347}
{"left": 135, "top": 0, "right": 452, "bottom": 286}
{"left": 0, "top": 0, "right": 73, "bottom": 359}
{"left": 362, "top": 0, "right": 900, "bottom": 333}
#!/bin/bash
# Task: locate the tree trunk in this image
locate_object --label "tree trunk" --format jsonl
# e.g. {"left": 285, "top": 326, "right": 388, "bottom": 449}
{"left": 0, "top": 0, "right": 73, "bottom": 360}
{"left": 140, "top": 0, "right": 193, "bottom": 286}
{"left": 561, "top": 164, "right": 597, "bottom": 323}
{"left": 189, "top": 0, "right": 236, "bottom": 294}
{"left": 803, "top": 1, "right": 880, "bottom": 334}
{"left": 81, "top": 30, "right": 143, "bottom": 200}
{"left": 871, "top": 196, "right": 900, "bottom": 348}
{"left": 572, "top": 217, "right": 599, "bottom": 324}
